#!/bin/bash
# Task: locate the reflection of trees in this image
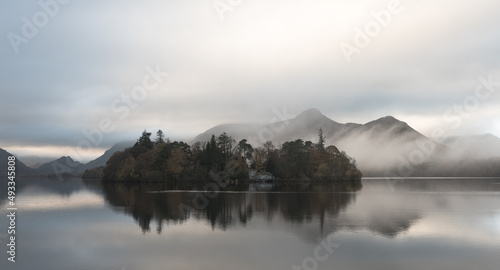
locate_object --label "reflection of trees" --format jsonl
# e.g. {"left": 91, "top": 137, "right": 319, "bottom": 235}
{"left": 100, "top": 182, "right": 363, "bottom": 234}
{"left": 268, "top": 183, "right": 362, "bottom": 225}
{"left": 100, "top": 181, "right": 423, "bottom": 237}
{"left": 101, "top": 183, "right": 192, "bottom": 233}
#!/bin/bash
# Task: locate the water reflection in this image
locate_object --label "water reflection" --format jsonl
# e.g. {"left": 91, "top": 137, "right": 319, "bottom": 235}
{"left": 2, "top": 178, "right": 499, "bottom": 270}
{"left": 0, "top": 178, "right": 104, "bottom": 212}
{"left": 98, "top": 178, "right": 500, "bottom": 241}
{"left": 100, "top": 182, "right": 373, "bottom": 234}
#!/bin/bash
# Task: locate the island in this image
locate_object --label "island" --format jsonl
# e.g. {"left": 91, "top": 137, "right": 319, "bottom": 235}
{"left": 96, "top": 129, "right": 362, "bottom": 183}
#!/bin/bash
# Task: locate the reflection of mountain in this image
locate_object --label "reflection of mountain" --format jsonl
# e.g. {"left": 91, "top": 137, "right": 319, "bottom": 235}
{"left": 288, "top": 208, "right": 421, "bottom": 240}
{"left": 365, "top": 210, "right": 420, "bottom": 237}
{"left": 0, "top": 178, "right": 103, "bottom": 204}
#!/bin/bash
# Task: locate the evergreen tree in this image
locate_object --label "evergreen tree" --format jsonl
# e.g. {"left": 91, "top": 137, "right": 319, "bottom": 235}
{"left": 263, "top": 141, "right": 274, "bottom": 157}
{"left": 208, "top": 135, "right": 221, "bottom": 170}
{"left": 135, "top": 130, "right": 154, "bottom": 149}
{"left": 237, "top": 139, "right": 254, "bottom": 162}
{"left": 155, "top": 130, "right": 165, "bottom": 146}
{"left": 132, "top": 130, "right": 154, "bottom": 157}
{"left": 316, "top": 128, "right": 326, "bottom": 152}
{"left": 217, "top": 132, "right": 234, "bottom": 169}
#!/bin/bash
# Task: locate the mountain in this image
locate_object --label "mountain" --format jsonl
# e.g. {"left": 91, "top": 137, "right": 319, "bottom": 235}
{"left": 191, "top": 123, "right": 264, "bottom": 146}
{"left": 191, "top": 108, "right": 451, "bottom": 176}
{"left": 80, "top": 141, "right": 134, "bottom": 171}
{"left": 34, "top": 156, "right": 84, "bottom": 175}
{"left": 332, "top": 116, "right": 450, "bottom": 175}
{"left": 5, "top": 110, "right": 499, "bottom": 178}
{"left": 440, "top": 134, "right": 500, "bottom": 159}
{"left": 0, "top": 148, "right": 33, "bottom": 175}
{"left": 17, "top": 156, "right": 57, "bottom": 168}
{"left": 192, "top": 108, "right": 349, "bottom": 145}
{"left": 30, "top": 141, "right": 135, "bottom": 176}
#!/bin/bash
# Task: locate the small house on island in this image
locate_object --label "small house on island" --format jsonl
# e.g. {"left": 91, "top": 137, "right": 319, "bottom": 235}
{"left": 249, "top": 170, "right": 274, "bottom": 181}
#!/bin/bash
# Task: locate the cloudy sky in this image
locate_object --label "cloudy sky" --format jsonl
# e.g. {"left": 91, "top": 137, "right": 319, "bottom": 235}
{"left": 1, "top": 0, "right": 500, "bottom": 162}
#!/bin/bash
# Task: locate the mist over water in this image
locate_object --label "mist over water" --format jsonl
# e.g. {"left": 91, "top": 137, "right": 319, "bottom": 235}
{"left": 1, "top": 177, "right": 499, "bottom": 270}
{"left": 190, "top": 109, "right": 500, "bottom": 178}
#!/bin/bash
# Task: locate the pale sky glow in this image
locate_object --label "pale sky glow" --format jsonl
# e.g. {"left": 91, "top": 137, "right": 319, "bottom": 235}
{"left": 5, "top": 145, "right": 108, "bottom": 162}
{"left": 1, "top": 0, "right": 500, "bottom": 161}
{"left": 407, "top": 211, "right": 500, "bottom": 245}
{"left": 0, "top": 191, "right": 105, "bottom": 211}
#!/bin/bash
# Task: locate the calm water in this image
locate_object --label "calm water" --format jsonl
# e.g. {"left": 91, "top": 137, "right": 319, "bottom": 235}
{"left": 1, "top": 177, "right": 500, "bottom": 270}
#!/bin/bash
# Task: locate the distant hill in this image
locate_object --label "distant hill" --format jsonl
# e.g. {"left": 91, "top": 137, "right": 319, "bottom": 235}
{"left": 4, "top": 110, "right": 499, "bottom": 178}
{"left": 34, "top": 156, "right": 84, "bottom": 175}
{"left": 191, "top": 108, "right": 450, "bottom": 176}
{"left": 191, "top": 108, "right": 343, "bottom": 144}
{"left": 17, "top": 156, "right": 57, "bottom": 168}
{"left": 80, "top": 141, "right": 134, "bottom": 172}
{"left": 440, "top": 134, "right": 500, "bottom": 159}
{"left": 0, "top": 148, "right": 33, "bottom": 176}
{"left": 191, "top": 123, "right": 265, "bottom": 144}
{"left": 31, "top": 141, "right": 135, "bottom": 176}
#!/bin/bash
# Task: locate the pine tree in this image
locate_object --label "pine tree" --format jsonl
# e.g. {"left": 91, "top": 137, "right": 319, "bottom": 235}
{"left": 316, "top": 128, "right": 326, "bottom": 152}
{"left": 132, "top": 130, "right": 154, "bottom": 157}
{"left": 155, "top": 130, "right": 165, "bottom": 146}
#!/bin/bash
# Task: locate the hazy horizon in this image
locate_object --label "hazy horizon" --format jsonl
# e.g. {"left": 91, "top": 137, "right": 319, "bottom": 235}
{"left": 5, "top": 108, "right": 500, "bottom": 165}
{"left": 1, "top": 0, "right": 500, "bottom": 162}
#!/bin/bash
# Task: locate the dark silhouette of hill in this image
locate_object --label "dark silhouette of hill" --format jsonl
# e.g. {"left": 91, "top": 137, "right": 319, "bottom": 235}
{"left": 0, "top": 148, "right": 33, "bottom": 175}
{"left": 80, "top": 141, "right": 134, "bottom": 171}
{"left": 29, "top": 141, "right": 134, "bottom": 177}
{"left": 34, "top": 156, "right": 84, "bottom": 175}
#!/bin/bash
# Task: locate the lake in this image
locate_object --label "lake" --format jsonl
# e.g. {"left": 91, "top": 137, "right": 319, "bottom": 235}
{"left": 1, "top": 177, "right": 500, "bottom": 270}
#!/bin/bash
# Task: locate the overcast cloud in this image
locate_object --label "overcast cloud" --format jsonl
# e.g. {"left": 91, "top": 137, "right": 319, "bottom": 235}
{"left": 1, "top": 0, "right": 500, "bottom": 161}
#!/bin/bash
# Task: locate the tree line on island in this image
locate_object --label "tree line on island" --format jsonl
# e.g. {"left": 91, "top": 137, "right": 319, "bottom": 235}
{"left": 87, "top": 128, "right": 362, "bottom": 182}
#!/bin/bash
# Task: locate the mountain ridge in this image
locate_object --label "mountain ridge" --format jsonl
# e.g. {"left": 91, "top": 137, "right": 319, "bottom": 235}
{"left": 34, "top": 156, "right": 84, "bottom": 175}
{"left": 28, "top": 141, "right": 135, "bottom": 176}
{"left": 3, "top": 109, "right": 500, "bottom": 177}
{"left": 440, "top": 134, "right": 500, "bottom": 159}
{"left": 190, "top": 108, "right": 483, "bottom": 176}
{"left": 0, "top": 148, "right": 33, "bottom": 175}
